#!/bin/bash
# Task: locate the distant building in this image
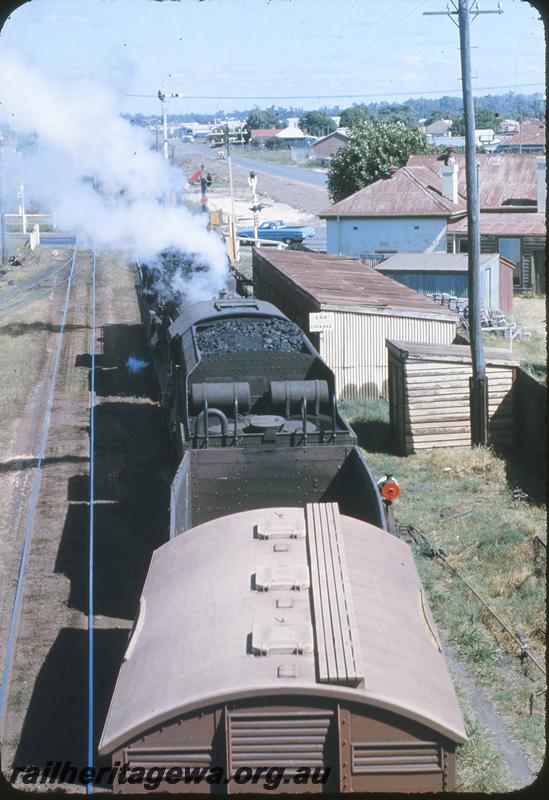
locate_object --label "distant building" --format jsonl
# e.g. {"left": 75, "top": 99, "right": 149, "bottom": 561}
{"left": 424, "top": 119, "right": 453, "bottom": 137}
{"left": 375, "top": 252, "right": 514, "bottom": 313}
{"left": 320, "top": 150, "right": 546, "bottom": 292}
{"left": 496, "top": 119, "right": 546, "bottom": 153}
{"left": 310, "top": 129, "right": 349, "bottom": 163}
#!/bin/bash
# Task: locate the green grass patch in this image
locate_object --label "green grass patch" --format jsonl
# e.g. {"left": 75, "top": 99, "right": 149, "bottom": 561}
{"left": 341, "top": 396, "right": 546, "bottom": 786}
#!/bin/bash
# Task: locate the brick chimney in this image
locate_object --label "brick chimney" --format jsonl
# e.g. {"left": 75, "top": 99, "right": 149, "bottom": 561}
{"left": 536, "top": 155, "right": 546, "bottom": 212}
{"left": 441, "top": 153, "right": 459, "bottom": 204}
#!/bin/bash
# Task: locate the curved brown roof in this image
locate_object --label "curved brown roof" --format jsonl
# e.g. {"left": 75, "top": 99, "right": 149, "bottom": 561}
{"left": 99, "top": 504, "right": 467, "bottom": 755}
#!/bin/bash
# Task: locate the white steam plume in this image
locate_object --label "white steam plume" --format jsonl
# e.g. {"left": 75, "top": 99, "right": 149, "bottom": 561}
{"left": 0, "top": 48, "right": 228, "bottom": 299}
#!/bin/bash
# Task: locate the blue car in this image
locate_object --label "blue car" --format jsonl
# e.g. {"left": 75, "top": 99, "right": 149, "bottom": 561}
{"left": 237, "top": 219, "right": 315, "bottom": 244}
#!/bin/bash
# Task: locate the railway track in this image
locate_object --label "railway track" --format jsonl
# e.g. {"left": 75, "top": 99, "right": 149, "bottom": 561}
{"left": 0, "top": 244, "right": 171, "bottom": 792}
{"left": 0, "top": 243, "right": 80, "bottom": 719}
{"left": 0, "top": 242, "right": 95, "bottom": 791}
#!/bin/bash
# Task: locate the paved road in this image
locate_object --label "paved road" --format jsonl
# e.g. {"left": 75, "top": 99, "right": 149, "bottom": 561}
{"left": 179, "top": 142, "right": 328, "bottom": 188}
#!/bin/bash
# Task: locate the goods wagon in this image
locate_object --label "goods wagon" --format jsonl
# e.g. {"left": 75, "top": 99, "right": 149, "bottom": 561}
{"left": 99, "top": 502, "right": 467, "bottom": 793}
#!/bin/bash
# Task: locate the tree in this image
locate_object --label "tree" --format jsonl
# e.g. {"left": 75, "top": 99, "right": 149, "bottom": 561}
{"left": 473, "top": 107, "right": 500, "bottom": 130}
{"left": 339, "top": 104, "right": 372, "bottom": 129}
{"left": 298, "top": 111, "right": 337, "bottom": 137}
{"left": 245, "top": 109, "right": 282, "bottom": 131}
{"left": 264, "top": 136, "right": 285, "bottom": 150}
{"left": 376, "top": 103, "right": 420, "bottom": 128}
{"left": 327, "top": 120, "right": 435, "bottom": 203}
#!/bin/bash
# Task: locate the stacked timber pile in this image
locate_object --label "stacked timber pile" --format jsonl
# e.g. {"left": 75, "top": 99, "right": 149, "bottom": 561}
{"left": 387, "top": 340, "right": 521, "bottom": 453}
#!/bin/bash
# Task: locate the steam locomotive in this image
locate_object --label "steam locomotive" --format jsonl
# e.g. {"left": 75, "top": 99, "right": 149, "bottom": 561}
{"left": 136, "top": 252, "right": 387, "bottom": 531}
{"left": 97, "top": 252, "right": 466, "bottom": 793}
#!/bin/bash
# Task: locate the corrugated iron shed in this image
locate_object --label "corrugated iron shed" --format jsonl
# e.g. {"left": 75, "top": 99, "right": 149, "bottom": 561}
{"left": 253, "top": 249, "right": 458, "bottom": 319}
{"left": 253, "top": 250, "right": 457, "bottom": 398}
{"left": 379, "top": 252, "right": 495, "bottom": 272}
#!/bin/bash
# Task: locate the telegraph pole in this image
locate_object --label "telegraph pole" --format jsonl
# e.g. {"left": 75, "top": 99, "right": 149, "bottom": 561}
{"left": 225, "top": 124, "right": 238, "bottom": 265}
{"left": 424, "top": 0, "right": 502, "bottom": 446}
{"left": 157, "top": 88, "right": 183, "bottom": 160}
{"left": 0, "top": 132, "right": 7, "bottom": 265}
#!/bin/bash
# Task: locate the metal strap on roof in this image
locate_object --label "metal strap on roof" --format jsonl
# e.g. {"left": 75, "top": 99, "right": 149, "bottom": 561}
{"left": 306, "top": 502, "right": 364, "bottom": 686}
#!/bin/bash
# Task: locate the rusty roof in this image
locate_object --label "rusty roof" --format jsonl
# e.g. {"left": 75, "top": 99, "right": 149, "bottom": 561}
{"left": 254, "top": 249, "right": 457, "bottom": 319}
{"left": 99, "top": 504, "right": 468, "bottom": 755}
{"left": 447, "top": 212, "right": 546, "bottom": 237}
{"left": 379, "top": 252, "right": 496, "bottom": 272}
{"left": 250, "top": 128, "right": 280, "bottom": 138}
{"left": 499, "top": 119, "right": 545, "bottom": 148}
{"left": 320, "top": 165, "right": 466, "bottom": 218}
{"left": 407, "top": 153, "right": 538, "bottom": 209}
{"left": 321, "top": 153, "right": 542, "bottom": 219}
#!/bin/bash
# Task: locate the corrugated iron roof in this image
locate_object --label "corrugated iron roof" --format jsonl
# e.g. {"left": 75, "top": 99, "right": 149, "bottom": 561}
{"left": 499, "top": 119, "right": 545, "bottom": 147}
{"left": 322, "top": 153, "right": 542, "bottom": 219}
{"left": 379, "top": 252, "right": 495, "bottom": 272}
{"left": 320, "top": 165, "right": 466, "bottom": 218}
{"left": 99, "top": 505, "right": 468, "bottom": 755}
{"left": 253, "top": 250, "right": 457, "bottom": 319}
{"left": 447, "top": 212, "right": 546, "bottom": 237}
{"left": 407, "top": 153, "right": 539, "bottom": 209}
{"left": 250, "top": 128, "right": 280, "bottom": 138}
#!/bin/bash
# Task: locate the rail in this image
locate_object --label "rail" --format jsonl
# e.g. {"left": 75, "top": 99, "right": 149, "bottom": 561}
{"left": 399, "top": 522, "right": 546, "bottom": 677}
{"left": 87, "top": 245, "right": 97, "bottom": 793}
{"left": 0, "top": 242, "right": 79, "bottom": 722}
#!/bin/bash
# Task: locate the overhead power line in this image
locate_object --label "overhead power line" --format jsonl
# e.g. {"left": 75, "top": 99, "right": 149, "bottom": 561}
{"left": 125, "top": 81, "right": 543, "bottom": 101}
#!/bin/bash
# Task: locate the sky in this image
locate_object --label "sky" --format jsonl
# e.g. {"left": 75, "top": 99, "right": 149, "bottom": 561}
{"left": 0, "top": 0, "right": 545, "bottom": 116}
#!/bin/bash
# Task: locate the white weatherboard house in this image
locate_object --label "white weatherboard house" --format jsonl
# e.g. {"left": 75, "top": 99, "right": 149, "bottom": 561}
{"left": 320, "top": 156, "right": 466, "bottom": 258}
{"left": 320, "top": 152, "right": 546, "bottom": 292}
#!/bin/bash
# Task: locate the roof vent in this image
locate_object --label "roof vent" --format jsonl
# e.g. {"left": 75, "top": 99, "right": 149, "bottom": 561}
{"left": 277, "top": 664, "right": 298, "bottom": 678}
{"left": 252, "top": 623, "right": 314, "bottom": 656}
{"left": 256, "top": 525, "right": 305, "bottom": 540}
{"left": 387, "top": 164, "right": 398, "bottom": 178}
{"left": 255, "top": 565, "right": 310, "bottom": 591}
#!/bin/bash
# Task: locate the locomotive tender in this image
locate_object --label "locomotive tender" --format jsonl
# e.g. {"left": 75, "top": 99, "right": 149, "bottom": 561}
{"left": 137, "top": 255, "right": 386, "bottom": 532}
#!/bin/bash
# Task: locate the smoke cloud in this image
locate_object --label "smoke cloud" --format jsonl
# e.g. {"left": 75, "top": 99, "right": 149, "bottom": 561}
{"left": 0, "top": 48, "right": 229, "bottom": 300}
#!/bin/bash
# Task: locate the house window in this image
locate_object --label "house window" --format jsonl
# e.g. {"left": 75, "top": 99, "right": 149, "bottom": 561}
{"left": 458, "top": 238, "right": 468, "bottom": 253}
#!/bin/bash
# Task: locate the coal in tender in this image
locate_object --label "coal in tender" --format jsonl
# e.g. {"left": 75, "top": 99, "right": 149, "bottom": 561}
{"left": 196, "top": 318, "right": 306, "bottom": 354}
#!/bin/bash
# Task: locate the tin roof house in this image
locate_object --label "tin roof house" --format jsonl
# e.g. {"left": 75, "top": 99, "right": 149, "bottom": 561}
{"left": 320, "top": 150, "right": 546, "bottom": 293}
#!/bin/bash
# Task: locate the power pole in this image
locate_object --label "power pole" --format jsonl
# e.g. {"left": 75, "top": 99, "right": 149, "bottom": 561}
{"left": 225, "top": 124, "right": 239, "bottom": 265}
{"left": 424, "top": 0, "right": 503, "bottom": 446}
{"left": 0, "top": 132, "right": 7, "bottom": 265}
{"left": 157, "top": 88, "right": 183, "bottom": 161}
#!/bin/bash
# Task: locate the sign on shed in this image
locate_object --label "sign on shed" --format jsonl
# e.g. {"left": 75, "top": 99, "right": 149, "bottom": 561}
{"left": 309, "top": 311, "right": 335, "bottom": 332}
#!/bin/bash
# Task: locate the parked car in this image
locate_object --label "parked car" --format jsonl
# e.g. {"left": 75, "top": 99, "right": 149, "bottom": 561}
{"left": 216, "top": 151, "right": 226, "bottom": 160}
{"left": 237, "top": 219, "right": 315, "bottom": 244}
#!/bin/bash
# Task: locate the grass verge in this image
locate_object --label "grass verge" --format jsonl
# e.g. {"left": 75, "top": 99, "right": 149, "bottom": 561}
{"left": 341, "top": 397, "right": 546, "bottom": 789}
